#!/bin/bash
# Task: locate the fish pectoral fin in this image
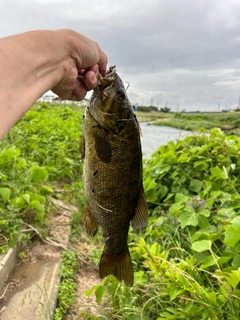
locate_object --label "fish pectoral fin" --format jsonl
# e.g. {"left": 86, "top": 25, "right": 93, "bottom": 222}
{"left": 94, "top": 128, "right": 112, "bottom": 163}
{"left": 84, "top": 203, "right": 99, "bottom": 237}
{"left": 99, "top": 249, "right": 133, "bottom": 287}
{"left": 131, "top": 184, "right": 148, "bottom": 233}
{"left": 79, "top": 136, "right": 85, "bottom": 160}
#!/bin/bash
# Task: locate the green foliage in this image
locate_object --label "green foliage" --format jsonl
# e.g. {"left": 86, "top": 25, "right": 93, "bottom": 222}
{"left": 160, "top": 107, "right": 171, "bottom": 113}
{"left": 137, "top": 106, "right": 159, "bottom": 112}
{"left": 154, "top": 112, "right": 240, "bottom": 135}
{"left": 54, "top": 249, "right": 78, "bottom": 320}
{"left": 87, "top": 128, "right": 240, "bottom": 319}
{"left": 0, "top": 103, "right": 84, "bottom": 252}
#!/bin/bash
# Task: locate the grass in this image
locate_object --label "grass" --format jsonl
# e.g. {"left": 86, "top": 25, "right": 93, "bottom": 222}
{"left": 143, "top": 111, "right": 240, "bottom": 135}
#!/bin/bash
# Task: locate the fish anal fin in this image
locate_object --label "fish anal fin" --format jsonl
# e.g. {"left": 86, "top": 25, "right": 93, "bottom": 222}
{"left": 99, "top": 249, "right": 133, "bottom": 287}
{"left": 84, "top": 203, "right": 99, "bottom": 237}
{"left": 94, "top": 128, "right": 112, "bottom": 163}
{"left": 131, "top": 184, "right": 148, "bottom": 233}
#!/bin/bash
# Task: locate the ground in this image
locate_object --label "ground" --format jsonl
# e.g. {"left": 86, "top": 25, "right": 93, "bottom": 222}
{"left": 0, "top": 199, "right": 107, "bottom": 319}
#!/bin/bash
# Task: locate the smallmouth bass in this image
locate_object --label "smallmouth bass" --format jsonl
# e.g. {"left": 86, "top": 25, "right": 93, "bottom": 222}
{"left": 80, "top": 66, "right": 148, "bottom": 286}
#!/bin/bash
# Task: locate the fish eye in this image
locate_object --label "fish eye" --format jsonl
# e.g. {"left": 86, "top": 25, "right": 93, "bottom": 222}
{"left": 117, "top": 88, "right": 125, "bottom": 97}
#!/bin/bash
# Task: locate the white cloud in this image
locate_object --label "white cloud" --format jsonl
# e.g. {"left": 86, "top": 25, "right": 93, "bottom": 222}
{"left": 1, "top": 0, "right": 240, "bottom": 110}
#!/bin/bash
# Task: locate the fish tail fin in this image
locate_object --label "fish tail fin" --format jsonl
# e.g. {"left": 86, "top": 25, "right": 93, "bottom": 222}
{"left": 99, "top": 248, "right": 133, "bottom": 287}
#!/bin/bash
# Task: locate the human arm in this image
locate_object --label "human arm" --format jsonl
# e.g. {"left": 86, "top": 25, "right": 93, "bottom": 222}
{"left": 0, "top": 29, "right": 108, "bottom": 139}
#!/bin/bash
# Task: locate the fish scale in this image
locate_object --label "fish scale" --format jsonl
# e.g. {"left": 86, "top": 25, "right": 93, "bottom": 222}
{"left": 81, "top": 66, "right": 148, "bottom": 286}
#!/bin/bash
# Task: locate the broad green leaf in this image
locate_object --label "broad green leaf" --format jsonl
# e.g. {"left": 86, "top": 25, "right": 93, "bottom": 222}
{"left": 232, "top": 255, "right": 240, "bottom": 267}
{"left": 30, "top": 200, "right": 45, "bottom": 213}
{"left": 10, "top": 196, "right": 25, "bottom": 209}
{"left": 183, "top": 300, "right": 194, "bottom": 313}
{"left": 178, "top": 207, "right": 198, "bottom": 228}
{"left": 197, "top": 215, "right": 210, "bottom": 229}
{"left": 9, "top": 233, "right": 18, "bottom": 247}
{"left": 145, "top": 188, "right": 157, "bottom": 202}
{"left": 205, "top": 291, "right": 216, "bottom": 304}
{"left": 0, "top": 148, "right": 19, "bottom": 164}
{"left": 178, "top": 153, "right": 189, "bottom": 163}
{"left": 0, "top": 187, "right": 11, "bottom": 201}
{"left": 225, "top": 270, "right": 240, "bottom": 289}
{"left": 150, "top": 243, "right": 160, "bottom": 256}
{"left": 198, "top": 209, "right": 210, "bottom": 217}
{"left": 194, "top": 161, "right": 208, "bottom": 171}
{"left": 157, "top": 185, "right": 168, "bottom": 200}
{"left": 200, "top": 255, "right": 218, "bottom": 269}
{"left": 16, "top": 157, "right": 27, "bottom": 169}
{"left": 95, "top": 285, "right": 105, "bottom": 303}
{"left": 210, "top": 166, "right": 228, "bottom": 180}
{"left": 29, "top": 166, "right": 48, "bottom": 182}
{"left": 144, "top": 176, "right": 156, "bottom": 191}
{"left": 192, "top": 240, "right": 212, "bottom": 252}
{"left": 175, "top": 193, "right": 189, "bottom": 204}
{"left": 169, "top": 202, "right": 184, "bottom": 215}
{"left": 169, "top": 286, "right": 184, "bottom": 301}
{"left": 189, "top": 179, "right": 203, "bottom": 193}
{"left": 22, "top": 194, "right": 30, "bottom": 203}
{"left": 224, "top": 216, "right": 240, "bottom": 247}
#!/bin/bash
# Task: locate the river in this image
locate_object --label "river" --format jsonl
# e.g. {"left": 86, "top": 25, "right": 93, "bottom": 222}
{"left": 140, "top": 122, "right": 192, "bottom": 159}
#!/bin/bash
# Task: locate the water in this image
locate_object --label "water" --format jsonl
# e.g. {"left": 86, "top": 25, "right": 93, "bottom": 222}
{"left": 140, "top": 122, "right": 192, "bottom": 159}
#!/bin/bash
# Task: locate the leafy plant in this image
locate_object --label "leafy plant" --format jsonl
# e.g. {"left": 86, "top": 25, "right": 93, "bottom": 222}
{"left": 54, "top": 249, "right": 78, "bottom": 320}
{"left": 86, "top": 128, "right": 240, "bottom": 319}
{"left": 0, "top": 103, "right": 84, "bottom": 251}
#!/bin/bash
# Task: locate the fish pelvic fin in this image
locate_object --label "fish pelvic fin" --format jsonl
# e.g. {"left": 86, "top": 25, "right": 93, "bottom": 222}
{"left": 99, "top": 249, "right": 133, "bottom": 287}
{"left": 131, "top": 184, "right": 148, "bottom": 233}
{"left": 84, "top": 203, "right": 99, "bottom": 237}
{"left": 79, "top": 136, "right": 85, "bottom": 160}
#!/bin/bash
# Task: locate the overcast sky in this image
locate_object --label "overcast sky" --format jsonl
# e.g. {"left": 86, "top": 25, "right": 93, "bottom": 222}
{"left": 1, "top": 0, "right": 240, "bottom": 111}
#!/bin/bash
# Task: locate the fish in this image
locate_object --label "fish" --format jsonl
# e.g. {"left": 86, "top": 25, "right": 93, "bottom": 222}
{"left": 80, "top": 65, "right": 148, "bottom": 286}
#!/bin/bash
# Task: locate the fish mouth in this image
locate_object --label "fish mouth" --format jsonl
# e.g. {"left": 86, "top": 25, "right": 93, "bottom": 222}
{"left": 98, "top": 65, "right": 117, "bottom": 90}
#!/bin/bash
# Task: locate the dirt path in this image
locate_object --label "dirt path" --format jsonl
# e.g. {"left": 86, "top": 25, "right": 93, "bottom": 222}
{"left": 0, "top": 200, "right": 107, "bottom": 319}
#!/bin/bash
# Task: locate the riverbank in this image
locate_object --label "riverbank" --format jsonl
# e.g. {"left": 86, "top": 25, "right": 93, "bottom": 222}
{"left": 136, "top": 111, "right": 240, "bottom": 135}
{"left": 140, "top": 122, "right": 192, "bottom": 158}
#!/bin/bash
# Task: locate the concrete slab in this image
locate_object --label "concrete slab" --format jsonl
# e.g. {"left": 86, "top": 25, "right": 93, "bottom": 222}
{"left": 1, "top": 260, "right": 61, "bottom": 320}
{"left": 0, "top": 199, "right": 75, "bottom": 319}
{"left": 0, "top": 242, "right": 22, "bottom": 292}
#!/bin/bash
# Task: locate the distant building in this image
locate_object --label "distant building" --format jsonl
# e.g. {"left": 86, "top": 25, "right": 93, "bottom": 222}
{"left": 38, "top": 91, "right": 89, "bottom": 105}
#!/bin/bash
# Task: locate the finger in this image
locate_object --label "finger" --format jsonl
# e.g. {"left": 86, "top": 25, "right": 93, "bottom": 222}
{"left": 99, "top": 62, "right": 107, "bottom": 77}
{"left": 72, "top": 79, "right": 88, "bottom": 101}
{"left": 82, "top": 70, "right": 98, "bottom": 91}
{"left": 97, "top": 49, "right": 108, "bottom": 76}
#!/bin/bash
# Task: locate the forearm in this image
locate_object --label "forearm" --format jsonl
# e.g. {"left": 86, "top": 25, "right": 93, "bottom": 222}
{"left": 0, "top": 30, "right": 69, "bottom": 138}
{"left": 0, "top": 29, "right": 107, "bottom": 140}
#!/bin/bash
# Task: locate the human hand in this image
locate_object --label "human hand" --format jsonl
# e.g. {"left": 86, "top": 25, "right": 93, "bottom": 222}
{"left": 51, "top": 29, "right": 108, "bottom": 101}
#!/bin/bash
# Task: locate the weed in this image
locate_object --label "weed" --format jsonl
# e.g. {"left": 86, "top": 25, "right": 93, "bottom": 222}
{"left": 54, "top": 250, "right": 78, "bottom": 320}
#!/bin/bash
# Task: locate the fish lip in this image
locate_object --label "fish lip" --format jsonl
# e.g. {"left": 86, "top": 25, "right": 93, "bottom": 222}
{"left": 97, "top": 65, "right": 117, "bottom": 90}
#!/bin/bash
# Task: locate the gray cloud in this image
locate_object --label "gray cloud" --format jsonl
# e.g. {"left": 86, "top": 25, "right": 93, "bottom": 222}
{"left": 1, "top": 0, "right": 240, "bottom": 110}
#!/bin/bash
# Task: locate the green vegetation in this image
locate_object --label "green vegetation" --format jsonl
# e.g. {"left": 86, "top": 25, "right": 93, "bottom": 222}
{"left": 88, "top": 128, "right": 240, "bottom": 319}
{"left": 137, "top": 106, "right": 159, "bottom": 112}
{"left": 2, "top": 104, "right": 240, "bottom": 319}
{"left": 54, "top": 250, "right": 78, "bottom": 320}
{"left": 0, "top": 102, "right": 85, "bottom": 253}
{"left": 152, "top": 112, "right": 240, "bottom": 135}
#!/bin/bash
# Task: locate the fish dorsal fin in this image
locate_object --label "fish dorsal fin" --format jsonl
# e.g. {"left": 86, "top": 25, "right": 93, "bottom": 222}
{"left": 84, "top": 203, "right": 99, "bottom": 237}
{"left": 131, "top": 184, "right": 148, "bottom": 233}
{"left": 93, "top": 127, "right": 112, "bottom": 163}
